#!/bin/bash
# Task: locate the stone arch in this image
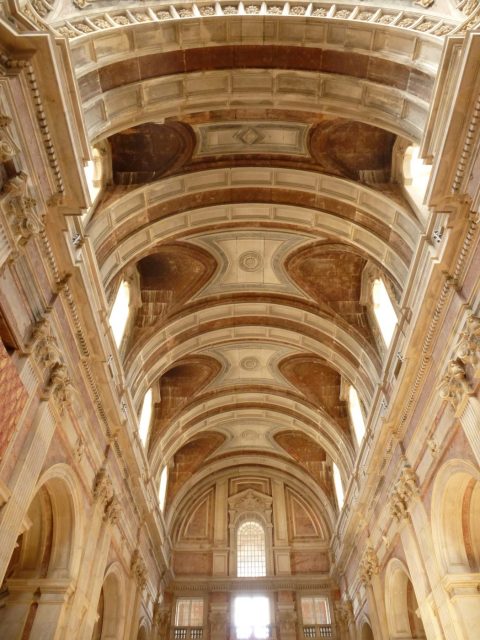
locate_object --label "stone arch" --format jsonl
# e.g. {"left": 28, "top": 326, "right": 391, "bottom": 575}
{"left": 360, "top": 620, "right": 374, "bottom": 640}
{"left": 93, "top": 562, "right": 126, "bottom": 640}
{"left": 0, "top": 464, "right": 82, "bottom": 638}
{"left": 431, "top": 459, "right": 480, "bottom": 574}
{"left": 136, "top": 620, "right": 149, "bottom": 640}
{"left": 384, "top": 558, "right": 426, "bottom": 639}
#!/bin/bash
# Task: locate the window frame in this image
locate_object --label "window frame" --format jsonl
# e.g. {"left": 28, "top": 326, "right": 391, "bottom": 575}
{"left": 174, "top": 597, "right": 205, "bottom": 628}
{"left": 236, "top": 519, "right": 267, "bottom": 578}
{"left": 299, "top": 595, "right": 332, "bottom": 626}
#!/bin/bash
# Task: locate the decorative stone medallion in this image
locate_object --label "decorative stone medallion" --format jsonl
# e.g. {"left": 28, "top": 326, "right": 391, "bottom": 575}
{"left": 240, "top": 356, "right": 260, "bottom": 371}
{"left": 238, "top": 250, "right": 263, "bottom": 272}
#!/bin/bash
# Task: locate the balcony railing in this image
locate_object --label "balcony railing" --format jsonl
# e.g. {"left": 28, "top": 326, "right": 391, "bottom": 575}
{"left": 303, "top": 625, "right": 333, "bottom": 638}
{"left": 173, "top": 627, "right": 203, "bottom": 640}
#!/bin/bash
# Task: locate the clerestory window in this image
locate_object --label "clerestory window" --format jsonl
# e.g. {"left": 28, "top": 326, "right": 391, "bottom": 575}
{"left": 159, "top": 466, "right": 168, "bottom": 512}
{"left": 109, "top": 280, "right": 130, "bottom": 347}
{"left": 138, "top": 388, "right": 152, "bottom": 447}
{"left": 348, "top": 386, "right": 366, "bottom": 446}
{"left": 333, "top": 463, "right": 345, "bottom": 510}
{"left": 372, "top": 278, "right": 397, "bottom": 348}
{"left": 237, "top": 520, "right": 266, "bottom": 577}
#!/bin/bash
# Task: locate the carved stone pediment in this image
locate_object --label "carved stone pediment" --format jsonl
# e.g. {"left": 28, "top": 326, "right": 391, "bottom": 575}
{"left": 228, "top": 488, "right": 273, "bottom": 519}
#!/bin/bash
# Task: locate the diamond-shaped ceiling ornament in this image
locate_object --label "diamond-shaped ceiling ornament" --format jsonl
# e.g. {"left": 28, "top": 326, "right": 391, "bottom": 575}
{"left": 235, "top": 126, "right": 265, "bottom": 146}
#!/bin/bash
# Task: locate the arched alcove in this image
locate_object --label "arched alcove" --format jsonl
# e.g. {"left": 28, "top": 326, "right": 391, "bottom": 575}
{"left": 0, "top": 467, "right": 80, "bottom": 638}
{"left": 432, "top": 460, "right": 480, "bottom": 574}
{"left": 385, "top": 559, "right": 426, "bottom": 639}
{"left": 93, "top": 563, "right": 126, "bottom": 640}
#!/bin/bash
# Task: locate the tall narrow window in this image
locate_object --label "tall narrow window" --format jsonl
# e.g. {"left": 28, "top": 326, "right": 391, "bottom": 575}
{"left": 348, "top": 386, "right": 366, "bottom": 446}
{"left": 109, "top": 280, "right": 130, "bottom": 347}
{"left": 372, "top": 278, "right": 397, "bottom": 348}
{"left": 234, "top": 596, "right": 270, "bottom": 639}
{"left": 237, "top": 521, "right": 266, "bottom": 577}
{"left": 138, "top": 388, "right": 152, "bottom": 446}
{"left": 159, "top": 466, "right": 168, "bottom": 512}
{"left": 333, "top": 463, "right": 344, "bottom": 510}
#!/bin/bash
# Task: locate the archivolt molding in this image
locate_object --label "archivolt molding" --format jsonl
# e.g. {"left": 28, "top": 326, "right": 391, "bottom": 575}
{"left": 83, "top": 69, "right": 429, "bottom": 143}
{"left": 126, "top": 309, "right": 379, "bottom": 404}
{"left": 89, "top": 168, "right": 418, "bottom": 284}
{"left": 167, "top": 461, "right": 336, "bottom": 534}
{"left": 152, "top": 397, "right": 356, "bottom": 478}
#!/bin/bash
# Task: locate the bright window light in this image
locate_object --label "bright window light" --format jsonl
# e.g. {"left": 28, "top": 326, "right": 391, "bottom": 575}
{"left": 372, "top": 278, "right": 397, "bottom": 348}
{"left": 348, "top": 386, "right": 366, "bottom": 446}
{"left": 333, "top": 463, "right": 344, "bottom": 510}
{"left": 404, "top": 144, "right": 431, "bottom": 207}
{"left": 301, "top": 596, "right": 331, "bottom": 625}
{"left": 138, "top": 388, "right": 152, "bottom": 446}
{"left": 109, "top": 280, "right": 130, "bottom": 347}
{"left": 84, "top": 159, "right": 101, "bottom": 203}
{"left": 234, "top": 596, "right": 270, "bottom": 639}
{"left": 237, "top": 521, "right": 266, "bottom": 577}
{"left": 159, "top": 466, "right": 168, "bottom": 512}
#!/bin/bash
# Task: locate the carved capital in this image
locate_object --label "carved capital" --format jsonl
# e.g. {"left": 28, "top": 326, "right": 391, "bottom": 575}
{"left": 131, "top": 549, "right": 147, "bottom": 590}
{"left": 334, "top": 600, "right": 353, "bottom": 630}
{"left": 3, "top": 173, "right": 43, "bottom": 247}
{"left": 31, "top": 320, "right": 62, "bottom": 369}
{"left": 48, "top": 362, "right": 73, "bottom": 408}
{"left": 438, "top": 358, "right": 472, "bottom": 410}
{"left": 389, "top": 464, "right": 419, "bottom": 522}
{"left": 457, "top": 315, "right": 480, "bottom": 369}
{"left": 93, "top": 466, "right": 114, "bottom": 506}
{"left": 104, "top": 496, "right": 120, "bottom": 526}
{"left": 0, "top": 113, "right": 19, "bottom": 162}
{"left": 359, "top": 546, "right": 379, "bottom": 585}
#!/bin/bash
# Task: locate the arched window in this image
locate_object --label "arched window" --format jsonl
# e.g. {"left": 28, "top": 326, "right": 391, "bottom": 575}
{"left": 109, "top": 280, "right": 130, "bottom": 347}
{"left": 237, "top": 520, "right": 266, "bottom": 577}
{"left": 348, "top": 386, "right": 366, "bottom": 446}
{"left": 372, "top": 278, "right": 397, "bottom": 348}
{"left": 138, "top": 388, "right": 152, "bottom": 447}
{"left": 333, "top": 463, "right": 344, "bottom": 510}
{"left": 158, "top": 466, "right": 168, "bottom": 512}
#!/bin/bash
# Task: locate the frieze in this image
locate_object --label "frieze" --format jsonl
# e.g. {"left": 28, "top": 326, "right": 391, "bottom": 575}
{"left": 50, "top": 2, "right": 461, "bottom": 41}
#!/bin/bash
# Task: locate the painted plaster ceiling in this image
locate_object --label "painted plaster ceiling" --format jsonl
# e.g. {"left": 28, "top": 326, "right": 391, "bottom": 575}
{"left": 79, "top": 11, "right": 428, "bottom": 516}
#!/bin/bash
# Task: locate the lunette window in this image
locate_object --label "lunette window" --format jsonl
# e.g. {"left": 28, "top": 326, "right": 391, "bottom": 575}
{"left": 372, "top": 278, "right": 397, "bottom": 348}
{"left": 138, "top": 388, "right": 152, "bottom": 446}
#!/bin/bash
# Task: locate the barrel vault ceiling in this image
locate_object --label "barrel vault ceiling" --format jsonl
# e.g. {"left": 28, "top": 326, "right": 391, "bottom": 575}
{"left": 59, "top": 3, "right": 459, "bottom": 531}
